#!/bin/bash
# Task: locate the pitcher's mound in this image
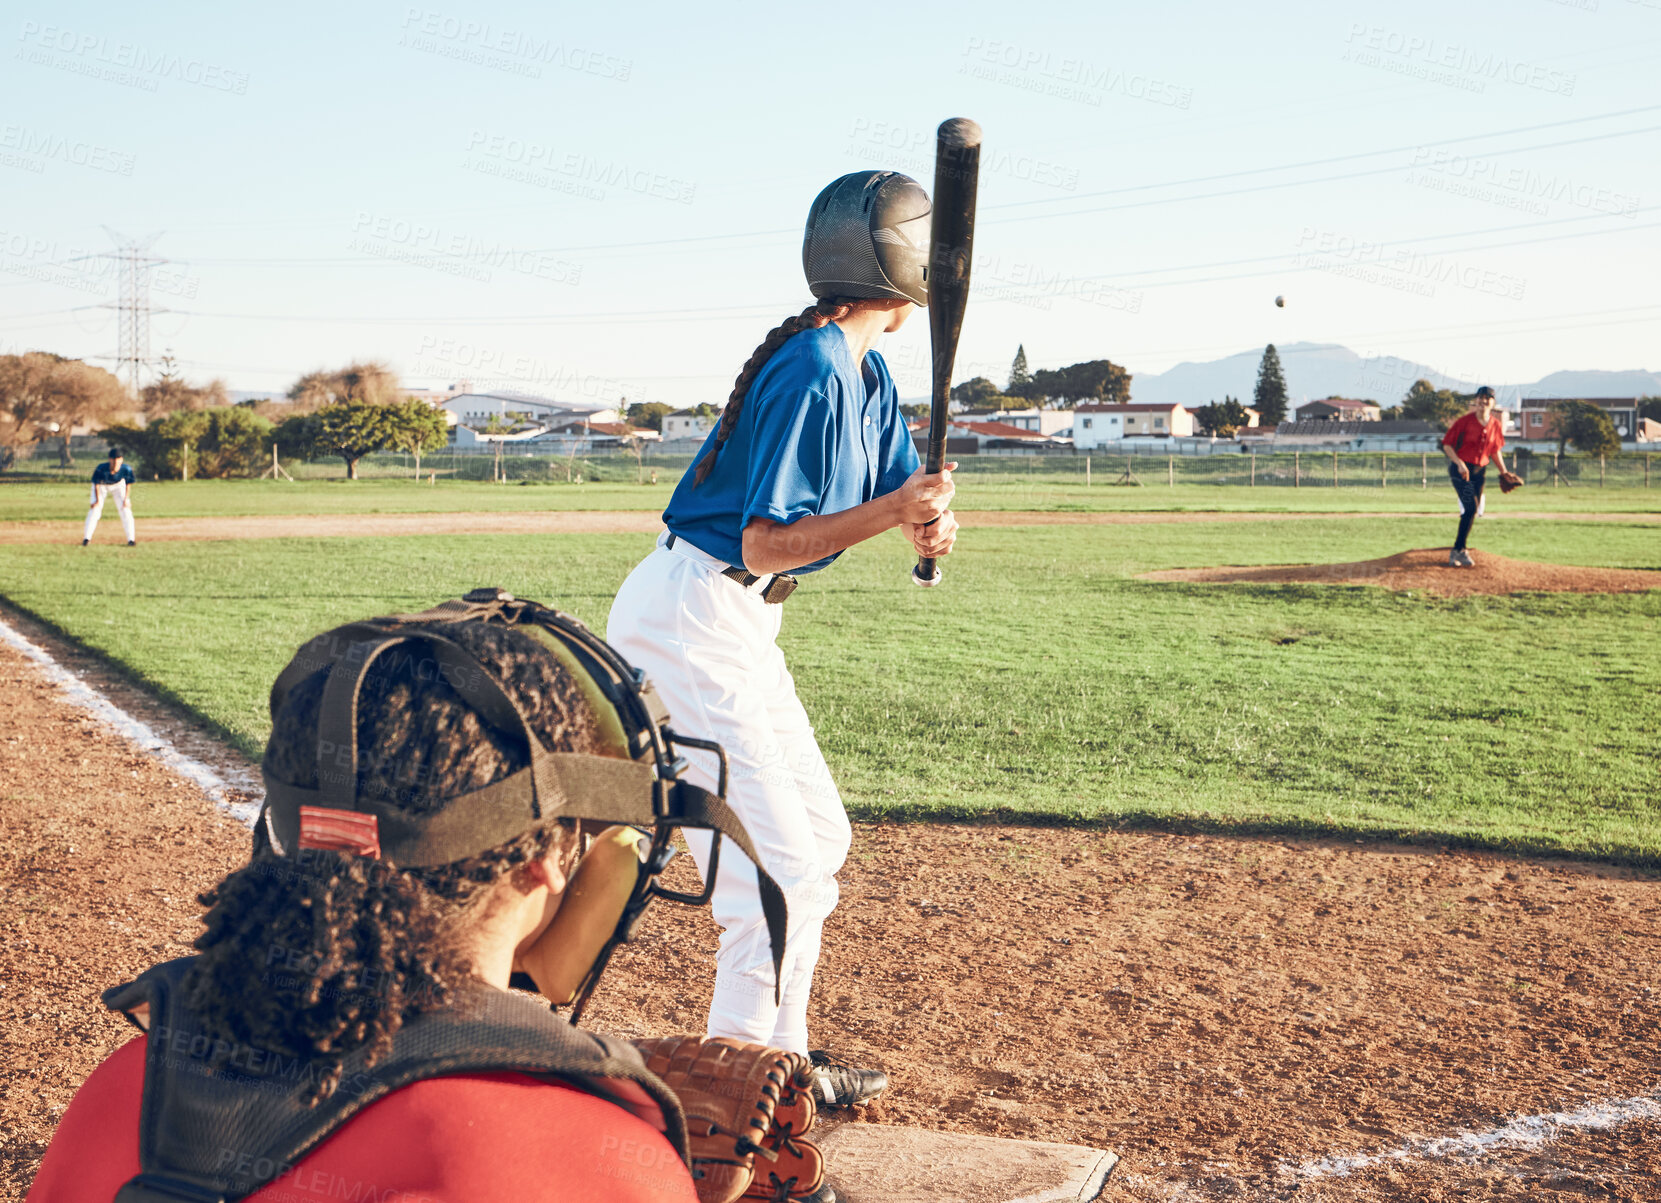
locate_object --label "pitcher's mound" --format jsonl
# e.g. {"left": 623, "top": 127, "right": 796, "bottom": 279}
{"left": 1141, "top": 548, "right": 1661, "bottom": 597}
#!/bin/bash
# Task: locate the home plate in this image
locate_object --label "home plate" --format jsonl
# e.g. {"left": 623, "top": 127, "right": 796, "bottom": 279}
{"left": 818, "top": 1122, "right": 1118, "bottom": 1202}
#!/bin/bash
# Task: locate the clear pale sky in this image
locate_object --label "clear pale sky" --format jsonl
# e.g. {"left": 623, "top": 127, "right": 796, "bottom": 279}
{"left": 2, "top": 0, "right": 1658, "bottom": 407}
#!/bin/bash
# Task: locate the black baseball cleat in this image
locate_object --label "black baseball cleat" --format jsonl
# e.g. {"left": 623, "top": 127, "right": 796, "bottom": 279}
{"left": 81, "top": 539, "right": 89, "bottom": 546}
{"left": 127, "top": 540, "right": 136, "bottom": 546}
{"left": 806, "top": 1049, "right": 886, "bottom": 1107}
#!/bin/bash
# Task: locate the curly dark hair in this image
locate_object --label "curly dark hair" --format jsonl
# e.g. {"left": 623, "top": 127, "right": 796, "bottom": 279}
{"left": 184, "top": 619, "right": 604, "bottom": 1103}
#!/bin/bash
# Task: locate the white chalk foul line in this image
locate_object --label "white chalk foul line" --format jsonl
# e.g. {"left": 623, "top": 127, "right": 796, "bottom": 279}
{"left": 0, "top": 614, "right": 262, "bottom": 827}
{"left": 1285, "top": 1089, "right": 1661, "bottom": 1180}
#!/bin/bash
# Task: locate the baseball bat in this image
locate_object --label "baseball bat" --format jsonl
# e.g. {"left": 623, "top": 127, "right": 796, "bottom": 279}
{"left": 913, "top": 118, "right": 982, "bottom": 588}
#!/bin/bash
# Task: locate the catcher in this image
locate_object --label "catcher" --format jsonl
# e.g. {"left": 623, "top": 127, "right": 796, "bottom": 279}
{"left": 1441, "top": 385, "right": 1521, "bottom": 568}
{"left": 28, "top": 591, "right": 833, "bottom": 1203}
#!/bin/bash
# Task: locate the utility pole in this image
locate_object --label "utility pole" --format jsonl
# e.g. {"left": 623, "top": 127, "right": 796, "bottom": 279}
{"left": 78, "top": 229, "right": 171, "bottom": 398}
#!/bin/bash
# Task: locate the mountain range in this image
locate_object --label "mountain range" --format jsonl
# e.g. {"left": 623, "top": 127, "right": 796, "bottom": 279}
{"left": 1128, "top": 343, "right": 1661, "bottom": 408}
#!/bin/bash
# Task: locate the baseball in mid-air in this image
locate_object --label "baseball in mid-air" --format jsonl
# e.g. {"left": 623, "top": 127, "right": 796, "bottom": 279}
{"left": 1274, "top": 295, "right": 1285, "bottom": 308}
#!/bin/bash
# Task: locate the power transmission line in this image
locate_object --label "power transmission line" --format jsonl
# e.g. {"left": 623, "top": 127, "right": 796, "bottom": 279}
{"left": 987, "top": 102, "right": 1661, "bottom": 211}
{"left": 76, "top": 229, "right": 171, "bottom": 396}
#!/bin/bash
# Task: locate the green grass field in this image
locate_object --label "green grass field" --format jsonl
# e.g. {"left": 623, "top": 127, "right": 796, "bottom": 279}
{"left": 2, "top": 516, "right": 1656, "bottom": 863}
{"left": 1, "top": 468, "right": 1656, "bottom": 523}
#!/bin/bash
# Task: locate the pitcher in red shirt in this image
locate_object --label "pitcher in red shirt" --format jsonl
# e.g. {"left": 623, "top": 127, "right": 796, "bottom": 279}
{"left": 27, "top": 592, "right": 815, "bottom": 1203}
{"left": 1440, "top": 386, "right": 1512, "bottom": 568}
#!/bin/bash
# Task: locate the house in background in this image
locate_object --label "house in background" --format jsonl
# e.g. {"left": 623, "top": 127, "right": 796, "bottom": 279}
{"left": 1293, "top": 397, "right": 1381, "bottom": 422}
{"left": 404, "top": 381, "right": 471, "bottom": 407}
{"left": 449, "top": 422, "right": 548, "bottom": 449}
{"left": 1071, "top": 406, "right": 1124, "bottom": 448}
{"left": 530, "top": 419, "right": 655, "bottom": 454}
{"left": 953, "top": 406, "right": 1075, "bottom": 436}
{"left": 1270, "top": 419, "right": 1443, "bottom": 447}
{"left": 437, "top": 392, "right": 625, "bottom": 449}
{"left": 910, "top": 418, "right": 1056, "bottom": 453}
{"left": 662, "top": 408, "right": 716, "bottom": 442}
{"left": 1072, "top": 403, "right": 1194, "bottom": 448}
{"left": 436, "top": 392, "right": 618, "bottom": 431}
{"left": 1518, "top": 397, "right": 1647, "bottom": 443}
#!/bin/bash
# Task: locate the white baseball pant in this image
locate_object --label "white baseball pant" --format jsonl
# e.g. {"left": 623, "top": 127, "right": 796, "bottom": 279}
{"left": 607, "top": 533, "right": 850, "bottom": 1053}
{"left": 84, "top": 482, "right": 134, "bottom": 543}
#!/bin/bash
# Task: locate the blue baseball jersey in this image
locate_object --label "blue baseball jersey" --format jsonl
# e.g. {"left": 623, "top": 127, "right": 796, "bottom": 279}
{"left": 91, "top": 462, "right": 135, "bottom": 486}
{"left": 664, "top": 323, "right": 919, "bottom": 574}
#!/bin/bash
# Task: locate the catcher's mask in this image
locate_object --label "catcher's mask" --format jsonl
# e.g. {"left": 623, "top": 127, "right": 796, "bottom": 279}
{"left": 254, "top": 587, "right": 786, "bottom": 1022}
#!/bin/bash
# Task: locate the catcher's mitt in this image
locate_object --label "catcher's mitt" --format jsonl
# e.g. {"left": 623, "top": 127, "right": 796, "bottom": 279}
{"left": 634, "top": 1036, "right": 824, "bottom": 1203}
{"left": 1498, "top": 470, "right": 1524, "bottom": 494}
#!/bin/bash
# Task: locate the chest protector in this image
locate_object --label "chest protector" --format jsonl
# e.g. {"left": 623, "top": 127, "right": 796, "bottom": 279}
{"left": 102, "top": 957, "right": 688, "bottom": 1203}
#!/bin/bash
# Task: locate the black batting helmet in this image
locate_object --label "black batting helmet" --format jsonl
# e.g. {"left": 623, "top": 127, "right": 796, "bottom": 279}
{"left": 803, "top": 170, "right": 932, "bottom": 307}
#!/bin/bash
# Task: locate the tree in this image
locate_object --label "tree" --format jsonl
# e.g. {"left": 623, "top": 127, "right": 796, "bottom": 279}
{"left": 0, "top": 353, "right": 129, "bottom": 469}
{"left": 1399, "top": 379, "right": 1466, "bottom": 429}
{"left": 271, "top": 412, "right": 324, "bottom": 463}
{"left": 52, "top": 359, "right": 128, "bottom": 465}
{"left": 0, "top": 351, "right": 65, "bottom": 472}
{"left": 481, "top": 413, "right": 513, "bottom": 483}
{"left": 618, "top": 426, "right": 651, "bottom": 484}
{"left": 1059, "top": 359, "right": 1131, "bottom": 405}
{"left": 950, "top": 377, "right": 1003, "bottom": 408}
{"left": 101, "top": 407, "right": 274, "bottom": 479}
{"left": 279, "top": 363, "right": 408, "bottom": 478}
{"left": 286, "top": 361, "right": 400, "bottom": 413}
{"left": 317, "top": 400, "right": 399, "bottom": 479}
{"left": 1548, "top": 400, "right": 1621, "bottom": 458}
{"left": 194, "top": 408, "right": 273, "bottom": 478}
{"left": 1008, "top": 344, "right": 1031, "bottom": 395}
{"left": 899, "top": 402, "right": 930, "bottom": 422}
{"left": 154, "top": 410, "right": 213, "bottom": 481}
{"left": 1027, "top": 367, "right": 1065, "bottom": 405}
{"left": 385, "top": 398, "right": 449, "bottom": 477}
{"left": 140, "top": 352, "right": 228, "bottom": 417}
{"left": 1194, "top": 396, "right": 1251, "bottom": 437}
{"left": 624, "top": 401, "right": 674, "bottom": 432}
{"left": 286, "top": 370, "right": 337, "bottom": 413}
{"left": 1022, "top": 360, "right": 1131, "bottom": 406}
{"left": 1253, "top": 345, "right": 1289, "bottom": 426}
{"left": 336, "top": 362, "right": 400, "bottom": 404}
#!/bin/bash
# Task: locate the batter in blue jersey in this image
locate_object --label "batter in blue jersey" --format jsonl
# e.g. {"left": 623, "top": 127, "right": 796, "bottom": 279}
{"left": 663, "top": 322, "right": 920, "bottom": 573}
{"left": 608, "top": 171, "right": 956, "bottom": 1112}
{"left": 83, "top": 447, "right": 137, "bottom": 545}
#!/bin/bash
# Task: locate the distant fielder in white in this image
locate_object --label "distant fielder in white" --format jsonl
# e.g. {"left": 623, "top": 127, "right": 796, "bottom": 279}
{"left": 83, "top": 446, "right": 137, "bottom": 546}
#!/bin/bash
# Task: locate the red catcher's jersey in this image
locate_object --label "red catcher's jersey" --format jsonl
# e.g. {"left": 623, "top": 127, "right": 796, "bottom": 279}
{"left": 28, "top": 1037, "right": 698, "bottom": 1203}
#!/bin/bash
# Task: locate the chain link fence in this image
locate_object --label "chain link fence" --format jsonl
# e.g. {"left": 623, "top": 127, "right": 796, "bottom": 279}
{"left": 942, "top": 446, "right": 1658, "bottom": 490}
{"left": 7, "top": 444, "right": 1656, "bottom": 490}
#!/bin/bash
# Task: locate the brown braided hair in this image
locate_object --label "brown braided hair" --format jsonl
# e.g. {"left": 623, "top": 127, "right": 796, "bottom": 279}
{"left": 183, "top": 619, "right": 603, "bottom": 1104}
{"left": 691, "top": 296, "right": 861, "bottom": 485}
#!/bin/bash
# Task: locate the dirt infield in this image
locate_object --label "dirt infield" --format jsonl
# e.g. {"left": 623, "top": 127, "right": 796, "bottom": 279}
{"left": 1142, "top": 547, "right": 1661, "bottom": 597}
{"left": 5, "top": 509, "right": 1658, "bottom": 544}
{"left": 3, "top": 632, "right": 1658, "bottom": 1202}
{"left": 0, "top": 638, "right": 248, "bottom": 1198}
